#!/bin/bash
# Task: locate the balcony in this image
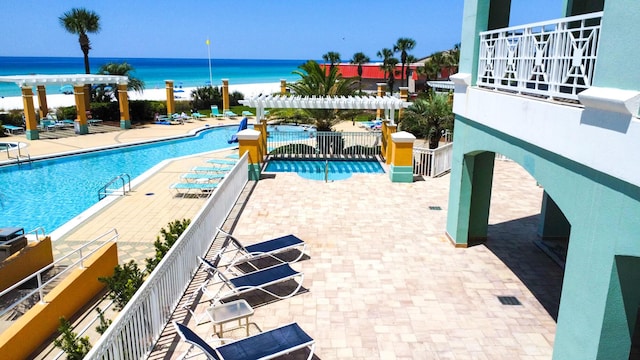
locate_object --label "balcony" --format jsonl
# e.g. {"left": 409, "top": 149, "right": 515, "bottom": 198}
{"left": 477, "top": 11, "right": 603, "bottom": 103}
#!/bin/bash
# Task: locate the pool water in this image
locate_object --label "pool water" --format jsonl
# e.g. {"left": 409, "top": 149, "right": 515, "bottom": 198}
{"left": 0, "top": 126, "right": 238, "bottom": 233}
{"left": 265, "top": 159, "right": 385, "bottom": 181}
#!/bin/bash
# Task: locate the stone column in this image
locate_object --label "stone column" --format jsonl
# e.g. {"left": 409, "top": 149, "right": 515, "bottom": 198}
{"left": 36, "top": 85, "right": 48, "bottom": 119}
{"left": 73, "top": 85, "right": 89, "bottom": 135}
{"left": 21, "top": 87, "right": 39, "bottom": 140}
{"left": 252, "top": 121, "right": 265, "bottom": 160}
{"left": 117, "top": 84, "right": 131, "bottom": 129}
{"left": 237, "top": 129, "right": 262, "bottom": 181}
{"left": 399, "top": 87, "right": 409, "bottom": 119}
{"left": 385, "top": 123, "right": 397, "bottom": 164}
{"left": 389, "top": 131, "right": 415, "bottom": 183}
{"left": 280, "top": 79, "right": 287, "bottom": 95}
{"left": 376, "top": 83, "right": 386, "bottom": 120}
{"left": 222, "top": 79, "right": 229, "bottom": 113}
{"left": 165, "top": 80, "right": 175, "bottom": 115}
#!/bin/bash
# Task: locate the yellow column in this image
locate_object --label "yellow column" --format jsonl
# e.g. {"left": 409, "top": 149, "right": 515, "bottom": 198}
{"left": 36, "top": 85, "right": 48, "bottom": 119}
{"left": 385, "top": 124, "right": 397, "bottom": 164}
{"left": 237, "top": 129, "right": 261, "bottom": 181}
{"left": 73, "top": 85, "right": 88, "bottom": 135}
{"left": 165, "top": 80, "right": 175, "bottom": 115}
{"left": 253, "top": 122, "right": 264, "bottom": 160}
{"left": 399, "top": 87, "right": 409, "bottom": 119}
{"left": 21, "top": 87, "right": 39, "bottom": 140}
{"left": 222, "top": 79, "right": 229, "bottom": 113}
{"left": 280, "top": 79, "right": 287, "bottom": 95}
{"left": 117, "top": 84, "right": 131, "bottom": 129}
{"left": 376, "top": 83, "right": 386, "bottom": 120}
{"left": 389, "top": 131, "right": 416, "bottom": 183}
{"left": 261, "top": 118, "right": 268, "bottom": 159}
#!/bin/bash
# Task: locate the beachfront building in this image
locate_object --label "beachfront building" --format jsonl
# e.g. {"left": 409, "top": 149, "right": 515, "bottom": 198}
{"left": 447, "top": 0, "right": 640, "bottom": 358}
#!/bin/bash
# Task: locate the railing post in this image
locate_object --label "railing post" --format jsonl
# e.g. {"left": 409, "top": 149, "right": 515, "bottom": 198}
{"left": 389, "top": 131, "right": 416, "bottom": 183}
{"left": 385, "top": 123, "right": 397, "bottom": 164}
{"left": 237, "top": 129, "right": 262, "bottom": 181}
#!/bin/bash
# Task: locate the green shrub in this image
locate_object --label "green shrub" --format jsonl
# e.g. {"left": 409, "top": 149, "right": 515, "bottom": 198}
{"left": 145, "top": 219, "right": 191, "bottom": 274}
{"left": 98, "top": 260, "right": 146, "bottom": 311}
{"left": 53, "top": 317, "right": 92, "bottom": 360}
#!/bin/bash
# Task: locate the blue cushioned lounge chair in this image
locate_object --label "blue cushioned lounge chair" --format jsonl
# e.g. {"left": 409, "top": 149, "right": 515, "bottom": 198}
{"left": 206, "top": 159, "right": 238, "bottom": 165}
{"left": 171, "top": 182, "right": 218, "bottom": 197}
{"left": 192, "top": 166, "right": 234, "bottom": 173}
{"left": 216, "top": 227, "right": 307, "bottom": 265}
{"left": 181, "top": 173, "right": 226, "bottom": 182}
{"left": 211, "top": 105, "right": 225, "bottom": 118}
{"left": 173, "top": 321, "right": 315, "bottom": 360}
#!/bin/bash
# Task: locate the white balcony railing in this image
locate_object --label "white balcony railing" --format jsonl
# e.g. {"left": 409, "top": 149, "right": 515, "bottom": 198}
{"left": 477, "top": 12, "right": 603, "bottom": 102}
{"left": 85, "top": 153, "right": 249, "bottom": 359}
{"left": 413, "top": 143, "right": 453, "bottom": 178}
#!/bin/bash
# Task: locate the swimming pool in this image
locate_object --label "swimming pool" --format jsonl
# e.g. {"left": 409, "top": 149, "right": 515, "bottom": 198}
{"left": 264, "top": 159, "right": 385, "bottom": 181}
{"left": 0, "top": 126, "right": 238, "bottom": 233}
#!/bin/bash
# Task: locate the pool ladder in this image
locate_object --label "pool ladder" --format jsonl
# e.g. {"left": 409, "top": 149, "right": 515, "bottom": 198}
{"left": 5, "top": 142, "right": 32, "bottom": 167}
{"left": 98, "top": 173, "right": 131, "bottom": 200}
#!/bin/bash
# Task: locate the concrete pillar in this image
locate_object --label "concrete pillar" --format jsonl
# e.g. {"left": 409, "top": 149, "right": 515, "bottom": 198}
{"left": 73, "top": 85, "right": 89, "bottom": 135}
{"left": 389, "top": 131, "right": 415, "bottom": 182}
{"left": 261, "top": 118, "right": 268, "bottom": 160}
{"left": 399, "top": 87, "right": 409, "bottom": 119}
{"left": 21, "top": 87, "right": 39, "bottom": 140}
{"left": 117, "top": 84, "right": 131, "bottom": 129}
{"left": 253, "top": 122, "right": 265, "bottom": 160}
{"left": 280, "top": 79, "right": 287, "bottom": 95}
{"left": 538, "top": 191, "right": 571, "bottom": 240}
{"left": 36, "top": 85, "right": 48, "bottom": 119}
{"left": 376, "top": 83, "right": 386, "bottom": 119}
{"left": 385, "top": 123, "right": 397, "bottom": 165}
{"left": 222, "top": 79, "right": 230, "bottom": 113}
{"left": 165, "top": 80, "right": 175, "bottom": 115}
{"left": 237, "top": 129, "right": 262, "bottom": 181}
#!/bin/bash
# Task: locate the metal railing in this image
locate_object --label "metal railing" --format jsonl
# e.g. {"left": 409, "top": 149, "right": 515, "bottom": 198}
{"left": 4, "top": 142, "right": 31, "bottom": 167}
{"left": 267, "top": 131, "right": 382, "bottom": 159}
{"left": 86, "top": 153, "right": 249, "bottom": 359}
{"left": 478, "top": 11, "right": 602, "bottom": 101}
{"left": 0, "top": 229, "right": 119, "bottom": 321}
{"left": 98, "top": 173, "right": 131, "bottom": 200}
{"left": 413, "top": 143, "right": 454, "bottom": 178}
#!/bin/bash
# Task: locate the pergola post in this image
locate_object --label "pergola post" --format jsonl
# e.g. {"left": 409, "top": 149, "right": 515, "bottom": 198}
{"left": 399, "top": 87, "right": 409, "bottom": 120}
{"left": 237, "top": 129, "right": 262, "bottom": 181}
{"left": 36, "top": 85, "right": 48, "bottom": 119}
{"left": 280, "top": 79, "right": 287, "bottom": 95}
{"left": 389, "top": 131, "right": 416, "bottom": 183}
{"left": 165, "top": 80, "right": 175, "bottom": 115}
{"left": 73, "top": 85, "right": 89, "bottom": 135}
{"left": 118, "top": 84, "right": 131, "bottom": 129}
{"left": 222, "top": 79, "right": 230, "bottom": 113}
{"left": 385, "top": 123, "right": 397, "bottom": 164}
{"left": 21, "top": 86, "right": 39, "bottom": 140}
{"left": 376, "top": 83, "right": 386, "bottom": 120}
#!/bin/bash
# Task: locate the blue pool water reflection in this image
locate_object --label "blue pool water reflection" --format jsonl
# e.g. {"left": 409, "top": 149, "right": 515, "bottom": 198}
{"left": 264, "top": 159, "right": 385, "bottom": 181}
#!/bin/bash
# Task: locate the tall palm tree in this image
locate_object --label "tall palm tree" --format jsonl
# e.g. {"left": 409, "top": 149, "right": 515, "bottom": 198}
{"left": 96, "top": 62, "right": 145, "bottom": 103}
{"left": 289, "top": 60, "right": 357, "bottom": 131}
{"left": 322, "top": 51, "right": 341, "bottom": 72}
{"left": 376, "top": 48, "right": 395, "bottom": 93}
{"left": 350, "top": 52, "right": 370, "bottom": 95}
{"left": 384, "top": 57, "right": 399, "bottom": 95}
{"left": 59, "top": 8, "right": 101, "bottom": 74}
{"left": 394, "top": 37, "right": 416, "bottom": 87}
{"left": 446, "top": 43, "right": 461, "bottom": 76}
{"left": 404, "top": 54, "right": 418, "bottom": 90}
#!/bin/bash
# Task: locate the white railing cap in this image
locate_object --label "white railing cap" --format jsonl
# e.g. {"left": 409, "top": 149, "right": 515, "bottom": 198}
{"left": 391, "top": 131, "right": 417, "bottom": 143}
{"left": 236, "top": 129, "right": 261, "bottom": 140}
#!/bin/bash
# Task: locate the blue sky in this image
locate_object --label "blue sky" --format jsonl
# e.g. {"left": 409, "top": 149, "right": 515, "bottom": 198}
{"left": 0, "top": 0, "right": 564, "bottom": 61}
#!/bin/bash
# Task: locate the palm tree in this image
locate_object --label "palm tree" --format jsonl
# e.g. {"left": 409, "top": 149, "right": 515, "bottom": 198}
{"left": 402, "top": 92, "right": 453, "bottom": 149}
{"left": 376, "top": 48, "right": 396, "bottom": 94}
{"left": 404, "top": 54, "right": 418, "bottom": 90}
{"left": 322, "top": 51, "right": 341, "bottom": 72}
{"left": 288, "top": 60, "right": 357, "bottom": 131}
{"left": 394, "top": 38, "right": 416, "bottom": 87}
{"left": 446, "top": 43, "right": 461, "bottom": 76}
{"left": 96, "top": 62, "right": 145, "bottom": 103}
{"left": 59, "top": 8, "right": 101, "bottom": 74}
{"left": 384, "top": 57, "right": 399, "bottom": 95}
{"left": 350, "top": 52, "right": 370, "bottom": 95}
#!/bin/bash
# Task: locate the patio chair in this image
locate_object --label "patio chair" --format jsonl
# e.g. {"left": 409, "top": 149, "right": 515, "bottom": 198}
{"left": 181, "top": 173, "right": 226, "bottom": 182}
{"left": 197, "top": 256, "right": 304, "bottom": 303}
{"left": 171, "top": 182, "right": 218, "bottom": 197}
{"left": 241, "top": 110, "right": 254, "bottom": 117}
{"left": 224, "top": 110, "right": 239, "bottom": 118}
{"left": 192, "top": 111, "right": 207, "bottom": 120}
{"left": 206, "top": 159, "right": 238, "bottom": 165}
{"left": 211, "top": 105, "right": 225, "bottom": 118}
{"left": 216, "top": 227, "right": 307, "bottom": 266}
{"left": 192, "top": 166, "right": 234, "bottom": 173}
{"left": 173, "top": 321, "right": 315, "bottom": 360}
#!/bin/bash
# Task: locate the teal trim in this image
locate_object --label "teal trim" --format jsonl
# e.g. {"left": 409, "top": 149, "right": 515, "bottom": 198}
{"left": 448, "top": 115, "right": 640, "bottom": 359}
{"left": 77, "top": 124, "right": 89, "bottom": 135}
{"left": 468, "top": 151, "right": 494, "bottom": 242}
{"left": 25, "top": 129, "right": 39, "bottom": 140}
{"left": 389, "top": 165, "right": 413, "bottom": 183}
{"left": 538, "top": 191, "right": 571, "bottom": 239}
{"left": 460, "top": 0, "right": 491, "bottom": 84}
{"left": 248, "top": 163, "right": 261, "bottom": 181}
{"left": 120, "top": 120, "right": 131, "bottom": 129}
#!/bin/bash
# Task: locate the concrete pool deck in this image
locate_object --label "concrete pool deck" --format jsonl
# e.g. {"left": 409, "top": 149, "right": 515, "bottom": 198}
{"left": 3, "top": 118, "right": 561, "bottom": 359}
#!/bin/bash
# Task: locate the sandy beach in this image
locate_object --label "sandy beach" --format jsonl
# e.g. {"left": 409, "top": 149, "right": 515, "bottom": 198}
{"left": 0, "top": 82, "right": 282, "bottom": 111}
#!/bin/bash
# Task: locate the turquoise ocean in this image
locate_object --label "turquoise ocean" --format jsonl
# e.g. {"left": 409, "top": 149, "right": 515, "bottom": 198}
{"left": 0, "top": 56, "right": 307, "bottom": 98}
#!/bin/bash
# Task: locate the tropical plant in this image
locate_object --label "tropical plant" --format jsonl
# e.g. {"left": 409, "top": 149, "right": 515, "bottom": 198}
{"left": 95, "top": 307, "right": 112, "bottom": 335}
{"left": 191, "top": 86, "right": 222, "bottom": 110}
{"left": 394, "top": 37, "right": 416, "bottom": 87}
{"left": 383, "top": 57, "right": 399, "bottom": 95}
{"left": 288, "top": 60, "right": 357, "bottom": 131}
{"left": 59, "top": 8, "right": 101, "bottom": 75}
{"left": 322, "top": 51, "right": 341, "bottom": 72}
{"left": 54, "top": 317, "right": 92, "bottom": 360}
{"left": 447, "top": 43, "right": 461, "bottom": 75}
{"left": 376, "top": 48, "right": 397, "bottom": 94}
{"left": 98, "top": 260, "right": 146, "bottom": 311}
{"left": 94, "top": 62, "right": 145, "bottom": 103}
{"left": 350, "top": 52, "right": 370, "bottom": 95}
{"left": 401, "top": 92, "right": 453, "bottom": 149}
{"left": 404, "top": 54, "right": 418, "bottom": 89}
{"left": 145, "top": 219, "right": 191, "bottom": 274}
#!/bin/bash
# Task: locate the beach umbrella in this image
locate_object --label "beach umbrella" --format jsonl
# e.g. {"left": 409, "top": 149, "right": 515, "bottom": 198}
{"left": 60, "top": 84, "right": 74, "bottom": 95}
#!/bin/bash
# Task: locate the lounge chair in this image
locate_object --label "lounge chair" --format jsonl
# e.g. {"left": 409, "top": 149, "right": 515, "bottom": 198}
{"left": 192, "top": 166, "right": 234, "bottom": 173}
{"left": 198, "top": 256, "right": 304, "bottom": 302}
{"left": 3, "top": 125, "right": 24, "bottom": 135}
{"left": 171, "top": 182, "right": 219, "bottom": 197}
{"left": 211, "top": 105, "right": 225, "bottom": 118}
{"left": 224, "top": 110, "right": 239, "bottom": 118}
{"left": 181, "top": 173, "right": 226, "bottom": 182}
{"left": 192, "top": 111, "right": 207, "bottom": 120}
{"left": 216, "top": 227, "right": 306, "bottom": 265}
{"left": 173, "top": 321, "right": 315, "bottom": 360}
{"left": 241, "top": 110, "right": 254, "bottom": 117}
{"left": 206, "top": 159, "right": 238, "bottom": 165}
